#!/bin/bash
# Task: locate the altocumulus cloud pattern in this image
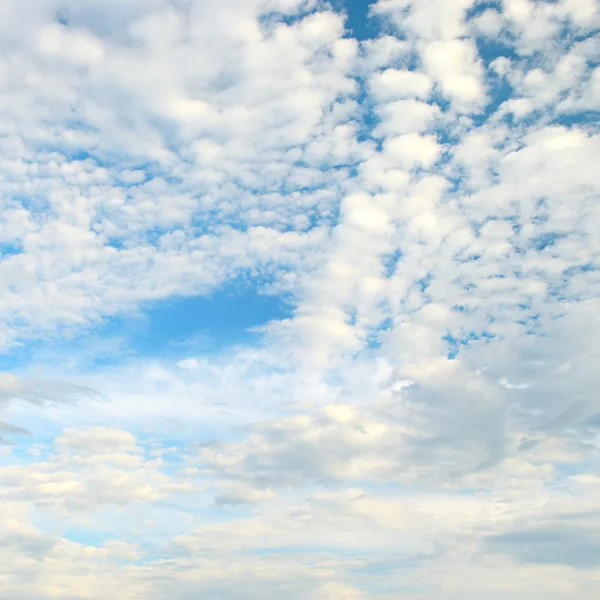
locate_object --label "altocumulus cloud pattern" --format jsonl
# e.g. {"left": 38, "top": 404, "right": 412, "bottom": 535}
{"left": 0, "top": 0, "right": 599, "bottom": 598}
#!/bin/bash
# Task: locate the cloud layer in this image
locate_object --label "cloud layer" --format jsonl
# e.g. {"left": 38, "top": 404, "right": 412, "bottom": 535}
{"left": 1, "top": 0, "right": 600, "bottom": 597}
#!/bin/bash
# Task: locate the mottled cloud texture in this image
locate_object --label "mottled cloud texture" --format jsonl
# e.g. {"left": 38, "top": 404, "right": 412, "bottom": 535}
{"left": 0, "top": 0, "right": 600, "bottom": 598}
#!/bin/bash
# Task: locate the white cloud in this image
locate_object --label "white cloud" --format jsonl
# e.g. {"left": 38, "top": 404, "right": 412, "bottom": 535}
{"left": 375, "top": 99, "right": 441, "bottom": 135}
{"left": 54, "top": 426, "right": 138, "bottom": 455}
{"left": 422, "top": 38, "right": 486, "bottom": 109}
{"left": 373, "top": 0, "right": 477, "bottom": 41}
{"left": 0, "top": 0, "right": 599, "bottom": 597}
{"left": 0, "top": 0, "right": 360, "bottom": 347}
{"left": 383, "top": 133, "right": 441, "bottom": 168}
{"left": 0, "top": 426, "right": 188, "bottom": 513}
{"left": 369, "top": 68, "right": 433, "bottom": 101}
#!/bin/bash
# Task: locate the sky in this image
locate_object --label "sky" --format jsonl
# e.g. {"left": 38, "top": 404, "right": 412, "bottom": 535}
{"left": 0, "top": 0, "right": 599, "bottom": 598}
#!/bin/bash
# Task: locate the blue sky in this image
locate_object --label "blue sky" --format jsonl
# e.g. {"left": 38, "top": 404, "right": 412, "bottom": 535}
{"left": 0, "top": 0, "right": 599, "bottom": 598}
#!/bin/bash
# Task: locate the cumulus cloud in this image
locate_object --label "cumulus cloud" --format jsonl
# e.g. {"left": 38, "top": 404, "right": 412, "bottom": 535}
{"left": 0, "top": 0, "right": 599, "bottom": 597}
{"left": 0, "top": 426, "right": 188, "bottom": 513}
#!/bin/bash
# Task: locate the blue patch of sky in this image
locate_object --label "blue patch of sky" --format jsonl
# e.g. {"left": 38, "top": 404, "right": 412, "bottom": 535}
{"left": 425, "top": 97, "right": 457, "bottom": 161}
{"left": 346, "top": 307, "right": 358, "bottom": 327}
{"left": 504, "top": 214, "right": 521, "bottom": 235}
{"left": 351, "top": 82, "right": 380, "bottom": 146}
{"left": 116, "top": 223, "right": 189, "bottom": 249}
{"left": 281, "top": 177, "right": 329, "bottom": 197}
{"left": 24, "top": 135, "right": 172, "bottom": 189}
{"left": 454, "top": 249, "right": 482, "bottom": 263}
{"left": 562, "top": 263, "right": 594, "bottom": 278}
{"left": 383, "top": 249, "right": 402, "bottom": 278}
{"left": 335, "top": 0, "right": 382, "bottom": 42}
{"left": 466, "top": 0, "right": 502, "bottom": 20}
{"left": 0, "top": 443, "right": 37, "bottom": 466}
{"left": 442, "top": 334, "right": 460, "bottom": 360}
{"left": 518, "top": 311, "right": 540, "bottom": 326}
{"left": 446, "top": 165, "right": 469, "bottom": 195}
{"left": 495, "top": 104, "right": 525, "bottom": 129}
{"left": 553, "top": 110, "right": 600, "bottom": 131}
{"left": 3, "top": 190, "right": 50, "bottom": 215}
{"left": 258, "top": 2, "right": 319, "bottom": 31}
{"left": 54, "top": 527, "right": 115, "bottom": 549}
{"left": 475, "top": 30, "right": 519, "bottom": 67}
{"left": 364, "top": 327, "right": 386, "bottom": 352}
{"left": 187, "top": 206, "right": 247, "bottom": 233}
{"left": 342, "top": 4, "right": 415, "bottom": 147}
{"left": 443, "top": 329, "right": 497, "bottom": 359}
{"left": 0, "top": 241, "right": 22, "bottom": 257}
{"left": 470, "top": 218, "right": 486, "bottom": 237}
{"left": 96, "top": 285, "right": 292, "bottom": 360}
{"left": 378, "top": 316, "right": 394, "bottom": 332}
{"left": 0, "top": 283, "right": 292, "bottom": 371}
{"left": 544, "top": 263, "right": 596, "bottom": 302}
{"left": 416, "top": 272, "right": 432, "bottom": 292}
{"left": 555, "top": 20, "right": 600, "bottom": 58}
{"left": 531, "top": 232, "right": 565, "bottom": 251}
{"left": 452, "top": 304, "right": 468, "bottom": 314}
{"left": 427, "top": 18, "right": 518, "bottom": 146}
{"left": 475, "top": 74, "right": 513, "bottom": 127}
{"left": 32, "top": 139, "right": 100, "bottom": 166}
{"left": 303, "top": 207, "right": 335, "bottom": 231}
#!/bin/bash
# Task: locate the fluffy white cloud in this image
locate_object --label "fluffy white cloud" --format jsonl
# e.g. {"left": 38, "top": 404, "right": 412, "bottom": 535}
{"left": 375, "top": 99, "right": 441, "bottom": 135}
{"left": 422, "top": 38, "right": 486, "bottom": 109}
{"left": 383, "top": 132, "right": 441, "bottom": 167}
{"left": 0, "top": 0, "right": 599, "bottom": 597}
{"left": 0, "top": 0, "right": 363, "bottom": 347}
{"left": 0, "top": 426, "right": 189, "bottom": 513}
{"left": 369, "top": 69, "right": 433, "bottom": 101}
